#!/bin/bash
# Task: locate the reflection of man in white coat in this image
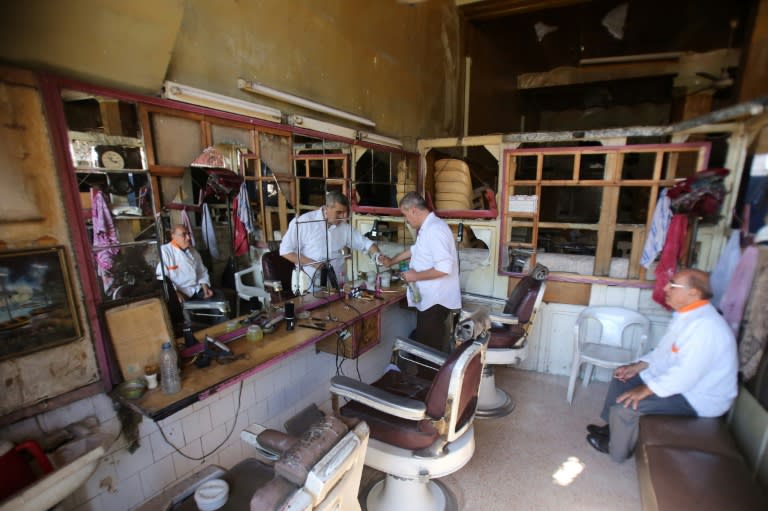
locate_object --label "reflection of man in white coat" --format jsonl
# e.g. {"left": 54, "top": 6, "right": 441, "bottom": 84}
{"left": 157, "top": 225, "right": 215, "bottom": 304}
{"left": 279, "top": 191, "right": 381, "bottom": 289}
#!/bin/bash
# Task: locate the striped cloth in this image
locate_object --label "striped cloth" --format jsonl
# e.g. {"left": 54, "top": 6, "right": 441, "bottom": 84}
{"left": 641, "top": 189, "right": 671, "bottom": 269}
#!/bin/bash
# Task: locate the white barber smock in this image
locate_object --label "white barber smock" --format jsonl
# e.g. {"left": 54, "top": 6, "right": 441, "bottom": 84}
{"left": 408, "top": 212, "right": 461, "bottom": 311}
{"left": 279, "top": 208, "right": 373, "bottom": 280}
{"left": 640, "top": 301, "right": 738, "bottom": 417}
{"left": 157, "top": 242, "right": 211, "bottom": 298}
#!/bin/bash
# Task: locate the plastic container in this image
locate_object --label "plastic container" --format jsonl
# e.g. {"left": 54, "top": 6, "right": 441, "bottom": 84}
{"left": 194, "top": 478, "right": 229, "bottom": 511}
{"left": 160, "top": 342, "right": 181, "bottom": 395}
{"left": 408, "top": 282, "right": 422, "bottom": 303}
{"left": 246, "top": 325, "right": 263, "bottom": 343}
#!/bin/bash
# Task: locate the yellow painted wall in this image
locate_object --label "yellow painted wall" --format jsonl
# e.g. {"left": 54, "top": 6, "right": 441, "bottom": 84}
{"left": 0, "top": 67, "right": 99, "bottom": 416}
{"left": 0, "top": 0, "right": 460, "bottom": 143}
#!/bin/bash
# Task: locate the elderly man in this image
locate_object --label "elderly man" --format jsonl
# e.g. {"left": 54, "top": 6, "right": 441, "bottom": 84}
{"left": 279, "top": 190, "right": 382, "bottom": 290}
{"left": 379, "top": 192, "right": 461, "bottom": 352}
{"left": 157, "top": 224, "right": 225, "bottom": 306}
{"left": 586, "top": 268, "right": 738, "bottom": 462}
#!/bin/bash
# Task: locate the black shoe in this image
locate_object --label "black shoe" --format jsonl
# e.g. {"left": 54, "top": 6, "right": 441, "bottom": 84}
{"left": 586, "top": 433, "right": 610, "bottom": 454}
{"left": 586, "top": 424, "right": 610, "bottom": 437}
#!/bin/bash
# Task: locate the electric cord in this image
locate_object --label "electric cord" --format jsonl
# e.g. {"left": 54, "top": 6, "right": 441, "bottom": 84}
{"left": 155, "top": 380, "right": 243, "bottom": 460}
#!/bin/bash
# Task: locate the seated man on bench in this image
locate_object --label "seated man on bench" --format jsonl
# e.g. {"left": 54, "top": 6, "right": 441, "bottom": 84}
{"left": 586, "top": 269, "right": 738, "bottom": 462}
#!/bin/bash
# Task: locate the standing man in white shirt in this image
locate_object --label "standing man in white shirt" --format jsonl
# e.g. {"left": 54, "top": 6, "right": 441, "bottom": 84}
{"left": 279, "top": 191, "right": 382, "bottom": 291}
{"left": 380, "top": 192, "right": 462, "bottom": 352}
{"left": 585, "top": 268, "right": 738, "bottom": 462}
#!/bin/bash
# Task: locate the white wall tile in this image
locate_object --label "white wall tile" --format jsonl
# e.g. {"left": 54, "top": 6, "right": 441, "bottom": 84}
{"left": 208, "top": 392, "right": 235, "bottom": 428}
{"left": 38, "top": 398, "right": 96, "bottom": 432}
{"left": 149, "top": 421, "right": 184, "bottom": 462}
{"left": 139, "top": 454, "right": 176, "bottom": 500}
{"left": 200, "top": 423, "right": 228, "bottom": 455}
{"left": 96, "top": 472, "right": 143, "bottom": 511}
{"left": 1, "top": 416, "right": 42, "bottom": 443}
{"left": 69, "top": 495, "right": 101, "bottom": 511}
{"left": 90, "top": 394, "right": 118, "bottom": 423}
{"left": 114, "top": 437, "right": 154, "bottom": 481}
{"left": 171, "top": 439, "right": 206, "bottom": 479}
{"left": 181, "top": 406, "right": 213, "bottom": 442}
{"left": 216, "top": 440, "right": 244, "bottom": 469}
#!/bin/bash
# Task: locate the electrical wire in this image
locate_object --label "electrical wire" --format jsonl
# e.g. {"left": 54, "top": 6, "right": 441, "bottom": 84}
{"left": 155, "top": 380, "right": 244, "bottom": 460}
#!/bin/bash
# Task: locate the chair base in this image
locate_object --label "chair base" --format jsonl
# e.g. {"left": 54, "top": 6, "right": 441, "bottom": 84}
{"left": 476, "top": 365, "right": 516, "bottom": 419}
{"left": 362, "top": 475, "right": 458, "bottom": 511}
{"left": 476, "top": 387, "right": 516, "bottom": 419}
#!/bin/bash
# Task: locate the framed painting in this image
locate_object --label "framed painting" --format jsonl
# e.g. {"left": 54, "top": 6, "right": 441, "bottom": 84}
{"left": 0, "top": 246, "right": 82, "bottom": 360}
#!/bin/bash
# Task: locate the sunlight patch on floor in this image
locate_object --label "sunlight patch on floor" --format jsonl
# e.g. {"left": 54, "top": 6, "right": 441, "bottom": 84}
{"left": 552, "top": 456, "right": 586, "bottom": 486}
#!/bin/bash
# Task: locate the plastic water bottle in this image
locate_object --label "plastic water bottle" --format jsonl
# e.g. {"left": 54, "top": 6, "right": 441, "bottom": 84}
{"left": 399, "top": 261, "right": 421, "bottom": 303}
{"left": 160, "top": 342, "right": 181, "bottom": 394}
{"left": 408, "top": 281, "right": 422, "bottom": 303}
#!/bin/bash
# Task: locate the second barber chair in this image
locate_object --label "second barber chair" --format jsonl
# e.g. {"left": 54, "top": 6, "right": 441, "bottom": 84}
{"left": 330, "top": 333, "right": 486, "bottom": 511}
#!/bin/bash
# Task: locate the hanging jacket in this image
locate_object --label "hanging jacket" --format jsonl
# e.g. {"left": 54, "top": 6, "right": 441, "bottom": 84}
{"left": 652, "top": 214, "right": 688, "bottom": 309}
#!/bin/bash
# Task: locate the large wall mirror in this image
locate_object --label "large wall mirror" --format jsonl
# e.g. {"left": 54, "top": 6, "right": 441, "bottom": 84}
{"left": 60, "top": 89, "right": 161, "bottom": 303}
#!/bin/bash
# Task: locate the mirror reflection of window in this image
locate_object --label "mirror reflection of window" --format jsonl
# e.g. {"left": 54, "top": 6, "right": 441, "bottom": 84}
{"left": 355, "top": 149, "right": 397, "bottom": 208}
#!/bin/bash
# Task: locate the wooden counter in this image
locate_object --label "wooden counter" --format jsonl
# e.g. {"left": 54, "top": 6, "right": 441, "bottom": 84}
{"left": 116, "top": 286, "right": 406, "bottom": 421}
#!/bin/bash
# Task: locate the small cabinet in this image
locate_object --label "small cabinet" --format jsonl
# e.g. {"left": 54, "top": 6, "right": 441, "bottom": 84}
{"left": 316, "top": 313, "right": 380, "bottom": 359}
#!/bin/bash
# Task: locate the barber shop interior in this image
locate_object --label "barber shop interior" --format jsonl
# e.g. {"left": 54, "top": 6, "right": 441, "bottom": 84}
{"left": 2, "top": 1, "right": 768, "bottom": 510}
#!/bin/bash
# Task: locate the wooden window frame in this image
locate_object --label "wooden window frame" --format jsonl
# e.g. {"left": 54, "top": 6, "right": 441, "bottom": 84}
{"left": 500, "top": 142, "right": 711, "bottom": 281}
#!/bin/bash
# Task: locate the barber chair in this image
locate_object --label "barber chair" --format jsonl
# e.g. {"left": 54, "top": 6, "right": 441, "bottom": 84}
{"left": 181, "top": 296, "right": 230, "bottom": 324}
{"left": 460, "top": 264, "right": 548, "bottom": 418}
{"left": 261, "top": 251, "right": 296, "bottom": 304}
{"left": 330, "top": 332, "right": 486, "bottom": 511}
{"left": 147, "top": 415, "right": 368, "bottom": 511}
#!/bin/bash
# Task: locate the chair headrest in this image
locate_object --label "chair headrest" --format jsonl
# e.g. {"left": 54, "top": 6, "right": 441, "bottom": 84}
{"left": 503, "top": 276, "right": 542, "bottom": 318}
{"left": 424, "top": 339, "right": 483, "bottom": 432}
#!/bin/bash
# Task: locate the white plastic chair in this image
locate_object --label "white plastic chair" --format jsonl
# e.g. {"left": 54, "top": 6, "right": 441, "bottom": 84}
{"left": 567, "top": 306, "right": 651, "bottom": 404}
{"left": 234, "top": 263, "right": 269, "bottom": 316}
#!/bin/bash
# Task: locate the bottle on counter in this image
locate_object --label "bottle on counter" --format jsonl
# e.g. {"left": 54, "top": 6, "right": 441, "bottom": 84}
{"left": 160, "top": 342, "right": 181, "bottom": 395}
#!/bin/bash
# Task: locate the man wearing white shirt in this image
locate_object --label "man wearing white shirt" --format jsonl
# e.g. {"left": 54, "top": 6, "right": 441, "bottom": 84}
{"left": 279, "top": 191, "right": 382, "bottom": 290}
{"left": 586, "top": 269, "right": 738, "bottom": 462}
{"left": 380, "top": 192, "right": 461, "bottom": 352}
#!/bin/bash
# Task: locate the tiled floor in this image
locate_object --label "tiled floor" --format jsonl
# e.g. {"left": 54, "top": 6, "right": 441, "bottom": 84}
{"left": 360, "top": 368, "right": 640, "bottom": 511}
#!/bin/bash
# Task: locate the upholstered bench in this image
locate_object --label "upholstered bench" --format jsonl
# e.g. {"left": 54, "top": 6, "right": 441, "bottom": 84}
{"left": 635, "top": 386, "right": 768, "bottom": 511}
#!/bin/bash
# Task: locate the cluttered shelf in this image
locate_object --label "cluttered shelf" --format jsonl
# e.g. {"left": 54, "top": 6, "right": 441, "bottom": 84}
{"left": 113, "top": 286, "right": 406, "bottom": 421}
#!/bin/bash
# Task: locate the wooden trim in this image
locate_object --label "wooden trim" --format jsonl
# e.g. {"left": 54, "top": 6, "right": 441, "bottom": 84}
{"left": 149, "top": 164, "right": 186, "bottom": 178}
{"left": 0, "top": 382, "right": 103, "bottom": 428}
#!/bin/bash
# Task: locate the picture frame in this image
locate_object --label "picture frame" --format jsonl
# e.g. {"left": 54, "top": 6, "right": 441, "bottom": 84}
{"left": 0, "top": 246, "right": 82, "bottom": 360}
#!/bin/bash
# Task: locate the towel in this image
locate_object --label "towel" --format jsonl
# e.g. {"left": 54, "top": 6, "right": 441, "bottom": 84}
{"left": 202, "top": 203, "right": 219, "bottom": 258}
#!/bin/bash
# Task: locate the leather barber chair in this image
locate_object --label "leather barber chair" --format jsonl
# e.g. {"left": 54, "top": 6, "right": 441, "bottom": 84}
{"left": 330, "top": 333, "right": 487, "bottom": 511}
{"left": 461, "top": 264, "right": 548, "bottom": 418}
{"left": 165, "top": 416, "right": 369, "bottom": 511}
{"left": 261, "top": 251, "right": 296, "bottom": 304}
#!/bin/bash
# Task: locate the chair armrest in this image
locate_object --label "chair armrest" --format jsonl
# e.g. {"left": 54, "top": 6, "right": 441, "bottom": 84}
{"left": 393, "top": 337, "right": 449, "bottom": 366}
{"left": 489, "top": 313, "right": 519, "bottom": 325}
{"left": 330, "top": 375, "right": 427, "bottom": 421}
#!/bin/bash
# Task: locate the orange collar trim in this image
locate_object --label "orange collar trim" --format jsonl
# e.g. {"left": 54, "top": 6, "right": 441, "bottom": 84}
{"left": 678, "top": 299, "right": 709, "bottom": 313}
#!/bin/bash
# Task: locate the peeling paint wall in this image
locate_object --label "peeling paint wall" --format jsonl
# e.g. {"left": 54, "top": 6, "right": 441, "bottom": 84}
{"left": 168, "top": 0, "right": 460, "bottom": 139}
{"left": 0, "top": 0, "right": 461, "bottom": 142}
{"left": 0, "top": 67, "right": 99, "bottom": 417}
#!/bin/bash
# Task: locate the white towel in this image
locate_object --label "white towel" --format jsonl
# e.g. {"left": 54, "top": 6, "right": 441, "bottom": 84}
{"left": 237, "top": 182, "right": 254, "bottom": 234}
{"left": 202, "top": 203, "right": 219, "bottom": 258}
{"left": 640, "top": 189, "right": 672, "bottom": 269}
